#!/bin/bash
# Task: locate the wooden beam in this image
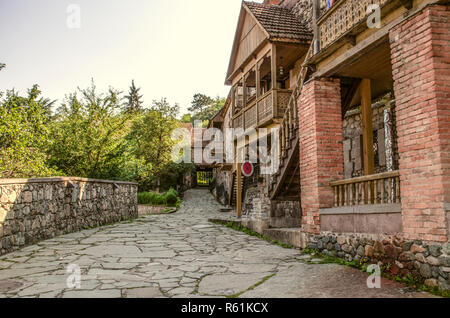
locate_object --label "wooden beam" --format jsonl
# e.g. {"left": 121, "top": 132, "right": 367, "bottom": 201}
{"left": 311, "top": 27, "right": 390, "bottom": 78}
{"left": 236, "top": 163, "right": 242, "bottom": 218}
{"left": 361, "top": 78, "right": 375, "bottom": 203}
{"left": 400, "top": 0, "right": 413, "bottom": 9}
{"left": 342, "top": 79, "right": 361, "bottom": 116}
{"left": 345, "top": 35, "right": 356, "bottom": 46}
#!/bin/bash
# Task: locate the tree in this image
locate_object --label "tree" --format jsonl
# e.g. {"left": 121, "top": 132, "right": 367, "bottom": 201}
{"left": 188, "top": 93, "right": 226, "bottom": 123}
{"left": 0, "top": 85, "right": 57, "bottom": 178}
{"left": 0, "top": 63, "right": 5, "bottom": 71}
{"left": 181, "top": 113, "right": 192, "bottom": 123}
{"left": 47, "top": 81, "right": 138, "bottom": 180}
{"left": 188, "top": 93, "right": 214, "bottom": 116}
{"left": 124, "top": 80, "right": 143, "bottom": 113}
{"left": 129, "top": 98, "right": 179, "bottom": 191}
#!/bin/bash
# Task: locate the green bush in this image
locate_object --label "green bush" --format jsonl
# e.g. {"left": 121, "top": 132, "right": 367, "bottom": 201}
{"left": 164, "top": 188, "right": 178, "bottom": 206}
{"left": 138, "top": 188, "right": 179, "bottom": 207}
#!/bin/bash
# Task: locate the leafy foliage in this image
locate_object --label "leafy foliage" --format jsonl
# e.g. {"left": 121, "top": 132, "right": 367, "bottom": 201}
{"left": 0, "top": 79, "right": 221, "bottom": 192}
{"left": 128, "top": 98, "right": 180, "bottom": 190}
{"left": 138, "top": 187, "right": 179, "bottom": 207}
{"left": 188, "top": 93, "right": 225, "bottom": 124}
{"left": 47, "top": 81, "right": 141, "bottom": 180}
{"left": 0, "top": 85, "right": 58, "bottom": 178}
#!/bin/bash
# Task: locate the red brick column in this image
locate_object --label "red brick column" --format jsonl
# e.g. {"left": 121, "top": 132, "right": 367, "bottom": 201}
{"left": 390, "top": 4, "right": 450, "bottom": 242}
{"left": 298, "top": 78, "right": 344, "bottom": 234}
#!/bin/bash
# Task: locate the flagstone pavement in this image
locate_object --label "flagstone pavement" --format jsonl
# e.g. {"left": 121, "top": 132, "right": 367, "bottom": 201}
{"left": 0, "top": 189, "right": 436, "bottom": 298}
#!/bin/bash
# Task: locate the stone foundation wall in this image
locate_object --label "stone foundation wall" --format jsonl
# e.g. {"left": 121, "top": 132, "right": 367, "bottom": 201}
{"left": 271, "top": 200, "right": 301, "bottom": 228}
{"left": 212, "top": 168, "right": 232, "bottom": 206}
{"left": 0, "top": 177, "right": 138, "bottom": 256}
{"left": 241, "top": 180, "right": 302, "bottom": 231}
{"left": 242, "top": 185, "right": 271, "bottom": 233}
{"left": 307, "top": 233, "right": 450, "bottom": 290}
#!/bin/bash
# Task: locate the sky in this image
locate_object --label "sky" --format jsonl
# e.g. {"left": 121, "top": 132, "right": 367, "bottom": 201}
{"left": 0, "top": 0, "right": 264, "bottom": 115}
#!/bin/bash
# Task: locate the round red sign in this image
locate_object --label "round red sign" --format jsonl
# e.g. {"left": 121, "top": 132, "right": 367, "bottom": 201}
{"left": 242, "top": 161, "right": 254, "bottom": 177}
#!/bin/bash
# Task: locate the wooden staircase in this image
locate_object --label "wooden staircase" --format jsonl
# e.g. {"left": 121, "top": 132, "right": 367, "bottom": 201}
{"left": 269, "top": 44, "right": 313, "bottom": 201}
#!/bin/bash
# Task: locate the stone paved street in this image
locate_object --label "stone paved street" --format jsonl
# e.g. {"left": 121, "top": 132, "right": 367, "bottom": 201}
{"left": 0, "top": 189, "right": 435, "bottom": 298}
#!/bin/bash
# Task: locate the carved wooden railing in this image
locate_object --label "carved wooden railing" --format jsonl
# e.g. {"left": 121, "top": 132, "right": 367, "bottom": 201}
{"left": 330, "top": 171, "right": 401, "bottom": 207}
{"left": 233, "top": 114, "right": 244, "bottom": 130}
{"left": 317, "top": 0, "right": 392, "bottom": 49}
{"left": 232, "top": 89, "right": 292, "bottom": 131}
{"left": 257, "top": 90, "right": 273, "bottom": 124}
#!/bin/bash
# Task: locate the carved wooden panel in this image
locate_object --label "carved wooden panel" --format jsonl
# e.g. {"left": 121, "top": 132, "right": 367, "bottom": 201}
{"left": 319, "top": 0, "right": 391, "bottom": 49}
{"left": 244, "top": 103, "right": 257, "bottom": 130}
{"left": 277, "top": 91, "right": 292, "bottom": 115}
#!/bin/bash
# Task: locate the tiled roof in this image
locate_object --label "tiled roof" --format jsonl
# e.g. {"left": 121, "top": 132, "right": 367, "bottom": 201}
{"left": 244, "top": 1, "right": 312, "bottom": 42}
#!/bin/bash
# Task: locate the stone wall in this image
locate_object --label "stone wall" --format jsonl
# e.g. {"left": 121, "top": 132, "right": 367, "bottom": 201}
{"left": 242, "top": 184, "right": 271, "bottom": 233}
{"left": 342, "top": 97, "right": 399, "bottom": 179}
{"left": 212, "top": 168, "right": 233, "bottom": 206}
{"left": 259, "top": 226, "right": 450, "bottom": 290}
{"left": 271, "top": 200, "right": 301, "bottom": 228}
{"left": 241, "top": 178, "right": 302, "bottom": 231}
{"left": 0, "top": 177, "right": 138, "bottom": 256}
{"left": 306, "top": 232, "right": 450, "bottom": 290}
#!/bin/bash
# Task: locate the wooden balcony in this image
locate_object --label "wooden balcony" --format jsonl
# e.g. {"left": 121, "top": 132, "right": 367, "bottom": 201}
{"left": 330, "top": 171, "right": 401, "bottom": 207}
{"left": 317, "top": 0, "right": 395, "bottom": 51}
{"left": 232, "top": 89, "right": 292, "bottom": 130}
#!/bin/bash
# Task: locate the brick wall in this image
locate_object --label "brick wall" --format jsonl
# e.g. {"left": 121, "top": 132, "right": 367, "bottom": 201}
{"left": 390, "top": 4, "right": 450, "bottom": 242}
{"left": 298, "top": 78, "right": 344, "bottom": 234}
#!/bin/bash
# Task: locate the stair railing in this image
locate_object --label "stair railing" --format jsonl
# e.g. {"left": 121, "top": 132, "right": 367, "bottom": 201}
{"left": 270, "top": 43, "right": 314, "bottom": 196}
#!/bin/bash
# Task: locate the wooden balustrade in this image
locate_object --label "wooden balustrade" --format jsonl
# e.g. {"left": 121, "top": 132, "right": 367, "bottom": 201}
{"left": 232, "top": 89, "right": 292, "bottom": 130}
{"left": 257, "top": 90, "right": 273, "bottom": 124}
{"left": 233, "top": 114, "right": 244, "bottom": 130}
{"left": 330, "top": 171, "right": 401, "bottom": 207}
{"left": 317, "top": 0, "right": 392, "bottom": 49}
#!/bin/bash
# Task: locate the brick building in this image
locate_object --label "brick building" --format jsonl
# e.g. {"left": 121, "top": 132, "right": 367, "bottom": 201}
{"left": 209, "top": 0, "right": 450, "bottom": 289}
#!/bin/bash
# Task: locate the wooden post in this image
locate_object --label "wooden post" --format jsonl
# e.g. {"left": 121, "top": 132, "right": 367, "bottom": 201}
{"left": 256, "top": 63, "right": 261, "bottom": 99}
{"left": 256, "top": 63, "right": 261, "bottom": 125}
{"left": 236, "top": 162, "right": 242, "bottom": 218}
{"left": 312, "top": 0, "right": 320, "bottom": 54}
{"left": 231, "top": 85, "right": 236, "bottom": 115}
{"left": 242, "top": 74, "right": 247, "bottom": 109}
{"left": 271, "top": 44, "right": 277, "bottom": 90}
{"left": 361, "top": 78, "right": 375, "bottom": 203}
